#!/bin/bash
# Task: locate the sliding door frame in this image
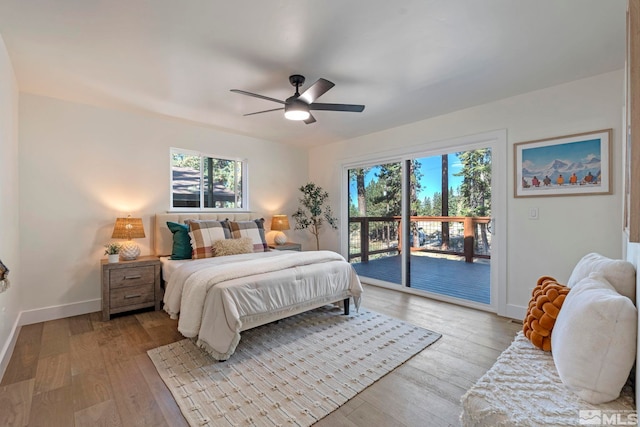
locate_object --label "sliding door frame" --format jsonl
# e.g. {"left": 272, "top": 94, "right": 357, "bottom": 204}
{"left": 341, "top": 129, "right": 507, "bottom": 315}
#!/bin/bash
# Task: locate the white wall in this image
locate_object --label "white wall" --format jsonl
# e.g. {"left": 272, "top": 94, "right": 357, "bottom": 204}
{"left": 18, "top": 94, "right": 309, "bottom": 317}
{"left": 0, "top": 35, "right": 21, "bottom": 375}
{"left": 309, "top": 70, "right": 624, "bottom": 317}
{"left": 9, "top": 68, "right": 627, "bottom": 325}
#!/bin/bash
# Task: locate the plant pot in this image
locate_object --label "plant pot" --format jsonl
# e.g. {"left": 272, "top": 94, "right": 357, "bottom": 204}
{"left": 108, "top": 254, "right": 120, "bottom": 263}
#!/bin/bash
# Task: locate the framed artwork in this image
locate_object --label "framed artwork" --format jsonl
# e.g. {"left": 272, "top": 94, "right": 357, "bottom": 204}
{"left": 514, "top": 129, "right": 612, "bottom": 198}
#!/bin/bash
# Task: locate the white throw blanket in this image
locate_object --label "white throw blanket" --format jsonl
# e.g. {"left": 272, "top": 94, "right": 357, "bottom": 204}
{"left": 163, "top": 251, "right": 288, "bottom": 320}
{"left": 163, "top": 250, "right": 363, "bottom": 359}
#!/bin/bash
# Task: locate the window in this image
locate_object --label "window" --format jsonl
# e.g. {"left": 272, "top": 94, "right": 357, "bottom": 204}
{"left": 170, "top": 148, "right": 247, "bottom": 210}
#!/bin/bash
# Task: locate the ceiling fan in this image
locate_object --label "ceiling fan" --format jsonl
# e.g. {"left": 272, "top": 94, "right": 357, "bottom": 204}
{"left": 230, "top": 74, "right": 365, "bottom": 124}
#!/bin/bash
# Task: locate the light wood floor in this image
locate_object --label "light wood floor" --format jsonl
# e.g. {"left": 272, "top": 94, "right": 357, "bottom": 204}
{"left": 0, "top": 284, "right": 521, "bottom": 427}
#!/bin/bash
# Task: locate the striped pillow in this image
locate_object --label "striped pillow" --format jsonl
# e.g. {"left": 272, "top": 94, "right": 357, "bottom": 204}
{"left": 226, "top": 218, "right": 268, "bottom": 252}
{"left": 186, "top": 220, "right": 231, "bottom": 259}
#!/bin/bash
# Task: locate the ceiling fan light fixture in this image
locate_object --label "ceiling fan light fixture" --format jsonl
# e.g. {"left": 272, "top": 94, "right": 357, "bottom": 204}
{"left": 284, "top": 100, "right": 310, "bottom": 121}
{"left": 284, "top": 109, "right": 310, "bottom": 121}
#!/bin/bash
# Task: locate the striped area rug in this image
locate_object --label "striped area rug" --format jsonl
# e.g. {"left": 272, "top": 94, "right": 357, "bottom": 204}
{"left": 148, "top": 306, "right": 441, "bottom": 427}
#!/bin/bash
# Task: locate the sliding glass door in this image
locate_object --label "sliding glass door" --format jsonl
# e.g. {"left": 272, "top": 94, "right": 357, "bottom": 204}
{"left": 346, "top": 141, "right": 496, "bottom": 308}
{"left": 348, "top": 162, "right": 403, "bottom": 285}
{"left": 407, "top": 149, "right": 492, "bottom": 304}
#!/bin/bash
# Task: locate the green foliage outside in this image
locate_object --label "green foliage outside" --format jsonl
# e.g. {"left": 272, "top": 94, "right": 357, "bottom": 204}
{"left": 172, "top": 153, "right": 201, "bottom": 170}
{"left": 454, "top": 149, "right": 492, "bottom": 217}
{"left": 172, "top": 152, "right": 243, "bottom": 208}
{"left": 348, "top": 149, "right": 491, "bottom": 219}
{"left": 347, "top": 149, "right": 492, "bottom": 256}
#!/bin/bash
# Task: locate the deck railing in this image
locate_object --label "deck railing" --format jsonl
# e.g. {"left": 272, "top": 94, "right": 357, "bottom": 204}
{"left": 348, "top": 215, "right": 491, "bottom": 263}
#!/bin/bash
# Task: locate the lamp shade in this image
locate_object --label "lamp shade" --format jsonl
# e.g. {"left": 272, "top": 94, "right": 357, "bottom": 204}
{"left": 111, "top": 216, "right": 145, "bottom": 260}
{"left": 271, "top": 215, "right": 290, "bottom": 231}
{"left": 111, "top": 216, "right": 146, "bottom": 240}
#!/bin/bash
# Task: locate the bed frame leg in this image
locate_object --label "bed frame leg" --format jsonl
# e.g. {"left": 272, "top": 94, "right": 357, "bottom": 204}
{"left": 343, "top": 298, "right": 350, "bottom": 315}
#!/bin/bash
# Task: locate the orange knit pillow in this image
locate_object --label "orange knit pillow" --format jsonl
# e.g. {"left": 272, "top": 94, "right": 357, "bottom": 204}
{"left": 523, "top": 276, "right": 570, "bottom": 351}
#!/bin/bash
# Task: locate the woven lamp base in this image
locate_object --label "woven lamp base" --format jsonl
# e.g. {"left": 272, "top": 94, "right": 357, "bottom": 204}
{"left": 120, "top": 241, "right": 140, "bottom": 260}
{"left": 274, "top": 232, "right": 287, "bottom": 245}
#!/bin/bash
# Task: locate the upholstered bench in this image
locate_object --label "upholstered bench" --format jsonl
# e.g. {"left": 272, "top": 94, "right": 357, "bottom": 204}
{"left": 461, "top": 253, "right": 638, "bottom": 426}
{"left": 460, "top": 332, "right": 635, "bottom": 426}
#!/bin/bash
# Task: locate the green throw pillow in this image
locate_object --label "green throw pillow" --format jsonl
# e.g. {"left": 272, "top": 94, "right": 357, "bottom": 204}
{"left": 167, "top": 221, "right": 192, "bottom": 260}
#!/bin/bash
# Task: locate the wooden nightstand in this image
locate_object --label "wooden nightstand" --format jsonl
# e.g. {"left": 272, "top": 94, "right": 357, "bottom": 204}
{"left": 269, "top": 242, "right": 302, "bottom": 251}
{"left": 101, "top": 255, "right": 162, "bottom": 321}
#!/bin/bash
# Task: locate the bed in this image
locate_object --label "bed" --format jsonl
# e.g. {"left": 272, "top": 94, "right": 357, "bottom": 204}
{"left": 154, "top": 213, "right": 363, "bottom": 360}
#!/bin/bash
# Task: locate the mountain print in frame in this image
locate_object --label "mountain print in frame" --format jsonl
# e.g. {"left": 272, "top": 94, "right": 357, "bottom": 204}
{"left": 514, "top": 129, "right": 611, "bottom": 198}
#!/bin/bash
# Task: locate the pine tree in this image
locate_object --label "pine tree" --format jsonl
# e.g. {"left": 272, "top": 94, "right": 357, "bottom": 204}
{"left": 455, "top": 149, "right": 492, "bottom": 251}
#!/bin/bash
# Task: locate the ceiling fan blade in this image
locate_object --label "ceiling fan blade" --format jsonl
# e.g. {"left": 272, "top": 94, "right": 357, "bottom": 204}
{"left": 243, "top": 107, "right": 284, "bottom": 116}
{"left": 230, "top": 89, "right": 286, "bottom": 105}
{"left": 309, "top": 103, "right": 365, "bottom": 112}
{"left": 298, "top": 78, "right": 335, "bottom": 104}
{"left": 304, "top": 114, "right": 317, "bottom": 125}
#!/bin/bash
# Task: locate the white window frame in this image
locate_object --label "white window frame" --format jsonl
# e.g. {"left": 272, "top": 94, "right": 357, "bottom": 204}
{"left": 169, "top": 147, "right": 248, "bottom": 212}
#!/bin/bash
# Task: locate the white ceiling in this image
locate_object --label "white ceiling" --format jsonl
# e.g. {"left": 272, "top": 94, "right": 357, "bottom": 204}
{"left": 0, "top": 0, "right": 628, "bottom": 148}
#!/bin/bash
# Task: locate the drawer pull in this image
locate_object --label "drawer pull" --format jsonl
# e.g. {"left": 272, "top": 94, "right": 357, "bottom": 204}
{"left": 124, "top": 275, "right": 142, "bottom": 280}
{"left": 124, "top": 294, "right": 141, "bottom": 299}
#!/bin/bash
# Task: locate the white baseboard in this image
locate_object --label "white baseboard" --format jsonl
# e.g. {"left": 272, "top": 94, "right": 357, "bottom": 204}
{"left": 505, "top": 303, "right": 526, "bottom": 321}
{"left": 18, "top": 298, "right": 101, "bottom": 326}
{"left": 0, "top": 298, "right": 101, "bottom": 380}
{"left": 0, "top": 316, "right": 20, "bottom": 381}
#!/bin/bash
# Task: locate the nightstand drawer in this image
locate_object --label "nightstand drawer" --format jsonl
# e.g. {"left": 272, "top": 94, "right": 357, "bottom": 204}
{"left": 109, "top": 266, "right": 155, "bottom": 289}
{"left": 101, "top": 255, "right": 162, "bottom": 321}
{"left": 110, "top": 283, "right": 155, "bottom": 308}
{"left": 269, "top": 242, "right": 301, "bottom": 251}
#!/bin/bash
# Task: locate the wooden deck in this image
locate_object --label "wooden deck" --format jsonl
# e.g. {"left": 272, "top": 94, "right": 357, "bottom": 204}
{"left": 351, "top": 254, "right": 490, "bottom": 304}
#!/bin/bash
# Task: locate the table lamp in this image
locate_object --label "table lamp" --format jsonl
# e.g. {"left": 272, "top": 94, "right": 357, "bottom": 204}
{"left": 111, "top": 215, "right": 145, "bottom": 260}
{"left": 271, "top": 214, "right": 290, "bottom": 245}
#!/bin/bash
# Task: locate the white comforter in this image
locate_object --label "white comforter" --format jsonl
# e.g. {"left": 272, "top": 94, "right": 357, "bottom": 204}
{"left": 163, "top": 250, "right": 362, "bottom": 360}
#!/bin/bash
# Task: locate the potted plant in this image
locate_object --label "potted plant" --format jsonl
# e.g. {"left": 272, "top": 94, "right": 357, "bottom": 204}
{"left": 104, "top": 242, "right": 122, "bottom": 263}
{"left": 292, "top": 182, "right": 338, "bottom": 250}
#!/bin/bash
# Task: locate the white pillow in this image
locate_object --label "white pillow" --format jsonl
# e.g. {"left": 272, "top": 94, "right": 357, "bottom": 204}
{"left": 567, "top": 253, "right": 636, "bottom": 301}
{"left": 551, "top": 274, "right": 637, "bottom": 404}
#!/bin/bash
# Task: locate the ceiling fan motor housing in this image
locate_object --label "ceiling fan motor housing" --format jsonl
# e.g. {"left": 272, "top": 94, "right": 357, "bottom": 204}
{"left": 289, "top": 74, "right": 305, "bottom": 88}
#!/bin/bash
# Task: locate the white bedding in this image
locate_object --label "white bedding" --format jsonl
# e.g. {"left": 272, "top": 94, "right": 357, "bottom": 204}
{"left": 163, "top": 250, "right": 363, "bottom": 360}
{"left": 159, "top": 256, "right": 189, "bottom": 283}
